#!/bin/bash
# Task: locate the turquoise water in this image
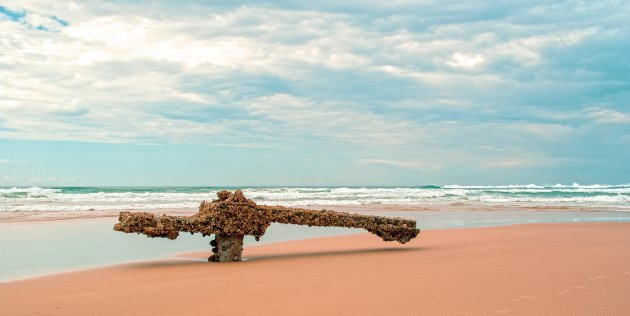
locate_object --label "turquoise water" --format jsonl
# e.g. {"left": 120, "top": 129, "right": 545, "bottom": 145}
{"left": 1, "top": 184, "right": 629, "bottom": 212}
{"left": 2, "top": 210, "right": 630, "bottom": 282}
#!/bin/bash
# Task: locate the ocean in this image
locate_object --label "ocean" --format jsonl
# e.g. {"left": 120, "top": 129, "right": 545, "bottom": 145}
{"left": 1, "top": 183, "right": 629, "bottom": 213}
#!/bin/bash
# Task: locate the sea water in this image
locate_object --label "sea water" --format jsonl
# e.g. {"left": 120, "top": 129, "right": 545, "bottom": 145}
{"left": 0, "top": 218, "right": 360, "bottom": 282}
{"left": 1, "top": 183, "right": 629, "bottom": 213}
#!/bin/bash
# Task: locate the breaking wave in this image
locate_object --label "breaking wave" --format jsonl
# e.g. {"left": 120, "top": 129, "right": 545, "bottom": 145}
{"left": 1, "top": 184, "right": 629, "bottom": 212}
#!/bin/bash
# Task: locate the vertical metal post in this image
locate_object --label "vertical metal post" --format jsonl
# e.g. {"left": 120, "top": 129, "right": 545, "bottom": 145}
{"left": 209, "top": 234, "right": 244, "bottom": 262}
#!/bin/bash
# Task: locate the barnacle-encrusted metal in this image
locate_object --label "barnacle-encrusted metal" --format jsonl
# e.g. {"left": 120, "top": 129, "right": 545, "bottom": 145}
{"left": 114, "top": 190, "right": 420, "bottom": 262}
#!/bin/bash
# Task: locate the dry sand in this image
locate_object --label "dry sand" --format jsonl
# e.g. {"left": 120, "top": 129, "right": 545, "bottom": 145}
{"left": 2, "top": 222, "right": 630, "bottom": 315}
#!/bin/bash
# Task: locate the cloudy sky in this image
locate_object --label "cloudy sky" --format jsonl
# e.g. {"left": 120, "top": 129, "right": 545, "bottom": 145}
{"left": 1, "top": 0, "right": 629, "bottom": 186}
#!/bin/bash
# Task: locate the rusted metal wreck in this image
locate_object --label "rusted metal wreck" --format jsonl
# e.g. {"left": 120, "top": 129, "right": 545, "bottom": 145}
{"left": 114, "top": 190, "right": 420, "bottom": 262}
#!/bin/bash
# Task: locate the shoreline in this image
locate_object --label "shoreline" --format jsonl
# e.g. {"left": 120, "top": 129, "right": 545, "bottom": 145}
{"left": 1, "top": 203, "right": 627, "bottom": 223}
{"left": 4, "top": 209, "right": 630, "bottom": 283}
{"left": 2, "top": 222, "right": 630, "bottom": 315}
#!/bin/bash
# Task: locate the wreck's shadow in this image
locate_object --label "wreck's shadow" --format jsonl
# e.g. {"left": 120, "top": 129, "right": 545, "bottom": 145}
{"left": 245, "top": 246, "right": 426, "bottom": 262}
{"left": 128, "top": 246, "right": 427, "bottom": 269}
{"left": 126, "top": 258, "right": 208, "bottom": 269}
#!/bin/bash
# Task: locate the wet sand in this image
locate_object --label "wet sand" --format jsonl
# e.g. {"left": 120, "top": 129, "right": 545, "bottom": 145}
{"left": 1, "top": 222, "right": 630, "bottom": 315}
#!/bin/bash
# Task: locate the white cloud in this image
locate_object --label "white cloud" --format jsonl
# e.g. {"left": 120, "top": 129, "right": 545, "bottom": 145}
{"left": 481, "top": 155, "right": 570, "bottom": 169}
{"left": 358, "top": 159, "right": 440, "bottom": 170}
{"left": 245, "top": 94, "right": 420, "bottom": 145}
{"left": 0, "top": 159, "right": 29, "bottom": 164}
{"left": 510, "top": 123, "right": 575, "bottom": 141}
{"left": 448, "top": 52, "right": 484, "bottom": 68}
{"left": 585, "top": 108, "right": 630, "bottom": 125}
{"left": 490, "top": 28, "right": 598, "bottom": 65}
{"left": 0, "top": 0, "right": 627, "bottom": 179}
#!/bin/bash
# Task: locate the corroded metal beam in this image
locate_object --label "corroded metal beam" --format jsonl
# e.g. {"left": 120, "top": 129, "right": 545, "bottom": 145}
{"left": 114, "top": 190, "right": 420, "bottom": 262}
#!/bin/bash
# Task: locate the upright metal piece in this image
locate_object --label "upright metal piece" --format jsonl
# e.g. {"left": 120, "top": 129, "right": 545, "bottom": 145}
{"left": 210, "top": 235, "right": 244, "bottom": 262}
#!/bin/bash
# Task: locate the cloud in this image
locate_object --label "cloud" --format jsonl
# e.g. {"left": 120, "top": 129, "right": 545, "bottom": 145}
{"left": 358, "top": 159, "right": 440, "bottom": 170}
{"left": 481, "top": 156, "right": 570, "bottom": 169}
{"left": 244, "top": 94, "right": 420, "bottom": 145}
{"left": 0, "top": 0, "right": 628, "bottom": 179}
{"left": 585, "top": 108, "right": 630, "bottom": 125}
{"left": 448, "top": 52, "right": 485, "bottom": 68}
{"left": 0, "top": 159, "right": 28, "bottom": 164}
{"left": 509, "top": 123, "right": 575, "bottom": 141}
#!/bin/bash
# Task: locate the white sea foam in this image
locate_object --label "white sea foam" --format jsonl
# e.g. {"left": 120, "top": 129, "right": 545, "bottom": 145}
{"left": 443, "top": 184, "right": 547, "bottom": 189}
{"left": 0, "top": 187, "right": 61, "bottom": 196}
{"left": 1, "top": 185, "right": 629, "bottom": 212}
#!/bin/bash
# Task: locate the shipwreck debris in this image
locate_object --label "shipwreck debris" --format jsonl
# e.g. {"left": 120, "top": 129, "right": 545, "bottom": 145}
{"left": 114, "top": 190, "right": 420, "bottom": 262}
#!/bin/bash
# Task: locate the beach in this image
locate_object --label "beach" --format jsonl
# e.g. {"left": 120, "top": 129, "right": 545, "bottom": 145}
{"left": 2, "top": 222, "right": 630, "bottom": 315}
{"left": 2, "top": 186, "right": 630, "bottom": 315}
{"left": 3, "top": 0, "right": 628, "bottom": 314}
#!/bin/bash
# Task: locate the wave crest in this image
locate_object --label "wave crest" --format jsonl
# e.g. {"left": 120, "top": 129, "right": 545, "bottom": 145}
{"left": 1, "top": 185, "right": 629, "bottom": 212}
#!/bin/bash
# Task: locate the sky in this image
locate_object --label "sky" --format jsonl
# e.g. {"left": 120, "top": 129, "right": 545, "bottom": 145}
{"left": 0, "top": 0, "right": 629, "bottom": 186}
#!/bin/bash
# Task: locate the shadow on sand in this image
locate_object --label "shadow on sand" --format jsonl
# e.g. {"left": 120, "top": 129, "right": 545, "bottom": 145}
{"left": 245, "top": 246, "right": 426, "bottom": 262}
{"left": 127, "top": 246, "right": 426, "bottom": 269}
